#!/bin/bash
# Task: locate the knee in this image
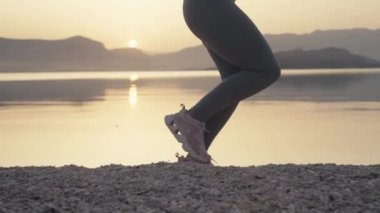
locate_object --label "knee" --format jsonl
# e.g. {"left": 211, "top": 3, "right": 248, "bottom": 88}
{"left": 264, "top": 64, "right": 281, "bottom": 84}
{"left": 272, "top": 65, "right": 282, "bottom": 82}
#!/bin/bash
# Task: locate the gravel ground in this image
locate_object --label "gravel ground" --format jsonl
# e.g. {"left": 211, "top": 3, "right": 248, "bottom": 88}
{"left": 0, "top": 162, "right": 379, "bottom": 213}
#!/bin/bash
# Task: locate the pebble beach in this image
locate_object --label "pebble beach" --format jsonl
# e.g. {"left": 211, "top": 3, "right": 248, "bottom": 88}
{"left": 0, "top": 162, "right": 379, "bottom": 212}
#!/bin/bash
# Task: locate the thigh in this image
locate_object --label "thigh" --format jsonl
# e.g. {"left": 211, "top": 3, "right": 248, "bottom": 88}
{"left": 188, "top": 0, "right": 279, "bottom": 72}
{"left": 203, "top": 43, "right": 240, "bottom": 80}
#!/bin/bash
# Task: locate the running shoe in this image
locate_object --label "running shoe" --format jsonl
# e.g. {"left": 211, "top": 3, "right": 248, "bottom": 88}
{"left": 164, "top": 103, "right": 211, "bottom": 163}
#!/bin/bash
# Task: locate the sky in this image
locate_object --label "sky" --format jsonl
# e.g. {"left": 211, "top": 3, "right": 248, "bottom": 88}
{"left": 0, "top": 0, "right": 379, "bottom": 53}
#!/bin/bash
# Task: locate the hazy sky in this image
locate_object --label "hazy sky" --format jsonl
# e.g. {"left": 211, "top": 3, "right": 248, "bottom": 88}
{"left": 0, "top": 0, "right": 379, "bottom": 53}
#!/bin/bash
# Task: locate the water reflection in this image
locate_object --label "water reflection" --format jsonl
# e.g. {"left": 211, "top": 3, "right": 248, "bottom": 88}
{"left": 128, "top": 74, "right": 140, "bottom": 109}
{"left": 0, "top": 69, "right": 380, "bottom": 167}
{"left": 130, "top": 73, "right": 139, "bottom": 82}
{"left": 129, "top": 83, "right": 138, "bottom": 109}
{"left": 0, "top": 79, "right": 128, "bottom": 105}
{"left": 1, "top": 70, "right": 380, "bottom": 106}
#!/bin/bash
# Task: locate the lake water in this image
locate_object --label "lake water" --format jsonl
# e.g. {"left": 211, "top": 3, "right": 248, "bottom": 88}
{"left": 1, "top": 69, "right": 380, "bottom": 167}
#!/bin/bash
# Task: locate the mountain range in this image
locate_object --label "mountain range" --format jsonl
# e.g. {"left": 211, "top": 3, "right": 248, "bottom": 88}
{"left": 266, "top": 28, "right": 380, "bottom": 61}
{"left": 1, "top": 28, "right": 380, "bottom": 72}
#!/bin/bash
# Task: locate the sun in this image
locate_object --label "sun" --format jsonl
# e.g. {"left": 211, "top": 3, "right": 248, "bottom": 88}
{"left": 127, "top": 39, "right": 138, "bottom": 48}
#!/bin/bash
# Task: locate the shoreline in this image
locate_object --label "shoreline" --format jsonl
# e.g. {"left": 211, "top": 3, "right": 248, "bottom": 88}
{"left": 1, "top": 162, "right": 379, "bottom": 212}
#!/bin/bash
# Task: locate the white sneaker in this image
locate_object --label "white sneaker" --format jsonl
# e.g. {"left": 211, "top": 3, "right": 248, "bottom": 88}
{"left": 165, "top": 103, "right": 211, "bottom": 163}
{"left": 164, "top": 114, "right": 182, "bottom": 143}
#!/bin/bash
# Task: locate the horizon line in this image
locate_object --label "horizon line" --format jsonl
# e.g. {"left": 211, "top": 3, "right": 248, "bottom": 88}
{"left": 1, "top": 26, "right": 379, "bottom": 54}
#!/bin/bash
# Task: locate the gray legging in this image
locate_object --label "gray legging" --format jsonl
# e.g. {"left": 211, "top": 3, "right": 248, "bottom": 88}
{"left": 183, "top": 0, "right": 281, "bottom": 150}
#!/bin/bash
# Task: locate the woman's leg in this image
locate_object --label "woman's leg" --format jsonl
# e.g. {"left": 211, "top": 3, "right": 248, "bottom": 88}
{"left": 184, "top": 0, "right": 281, "bottom": 123}
{"left": 202, "top": 45, "right": 240, "bottom": 150}
{"left": 189, "top": 68, "right": 280, "bottom": 123}
{"left": 204, "top": 104, "right": 238, "bottom": 150}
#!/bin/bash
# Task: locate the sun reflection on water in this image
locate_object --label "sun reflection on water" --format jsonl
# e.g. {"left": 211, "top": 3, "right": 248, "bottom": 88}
{"left": 128, "top": 83, "right": 138, "bottom": 109}
{"left": 128, "top": 73, "right": 139, "bottom": 109}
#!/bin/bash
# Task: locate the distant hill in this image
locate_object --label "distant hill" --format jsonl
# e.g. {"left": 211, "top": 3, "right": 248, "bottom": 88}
{"left": 275, "top": 48, "right": 380, "bottom": 69}
{"left": 1, "top": 29, "right": 380, "bottom": 72}
{"left": 150, "top": 46, "right": 380, "bottom": 70}
{"left": 0, "top": 36, "right": 111, "bottom": 71}
{"left": 108, "top": 48, "right": 154, "bottom": 70}
{"left": 266, "top": 28, "right": 380, "bottom": 61}
{"left": 158, "top": 28, "right": 380, "bottom": 69}
{"left": 149, "top": 46, "right": 211, "bottom": 70}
